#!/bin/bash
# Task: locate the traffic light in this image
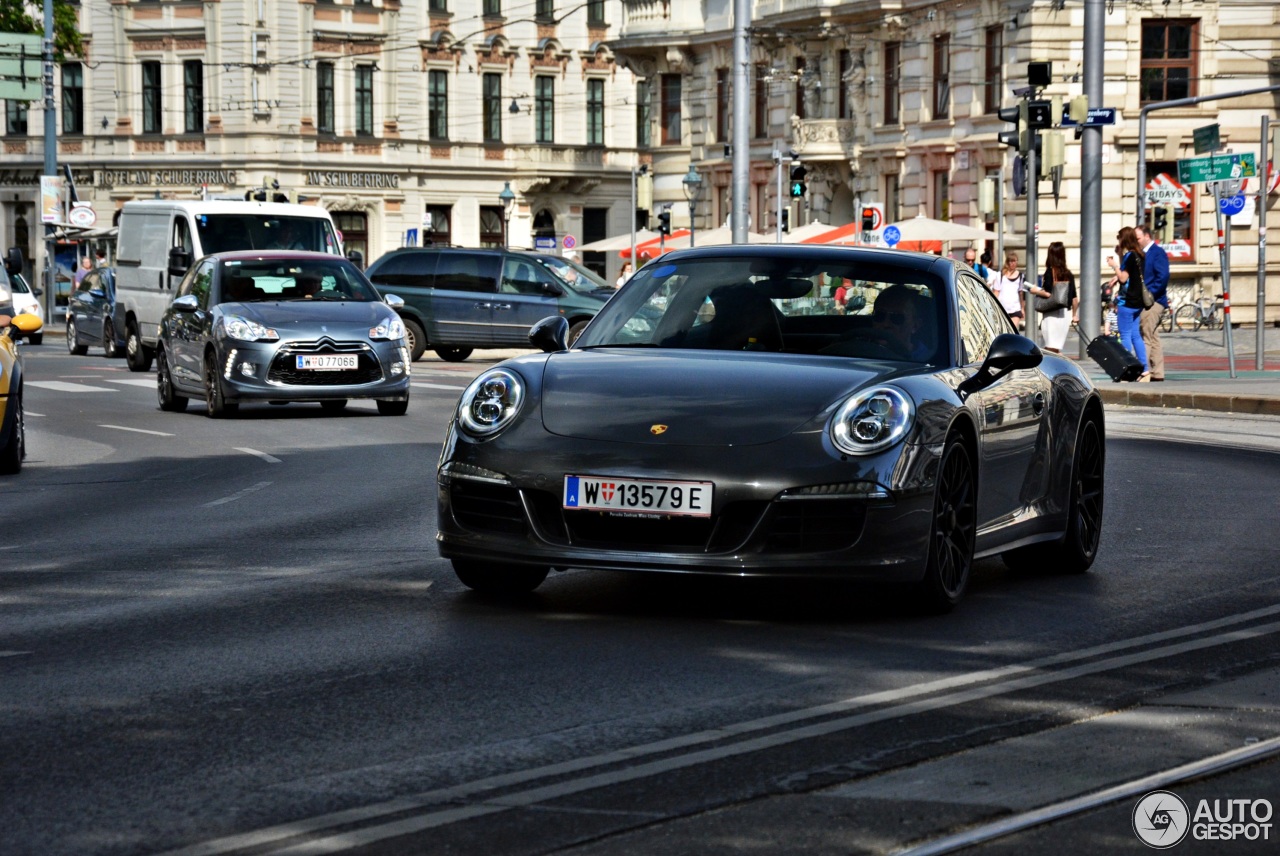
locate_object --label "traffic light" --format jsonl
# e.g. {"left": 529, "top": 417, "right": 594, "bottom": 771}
{"left": 781, "top": 208, "right": 790, "bottom": 232}
{"left": 657, "top": 209, "right": 671, "bottom": 236}
{"left": 861, "top": 207, "right": 876, "bottom": 231}
{"left": 998, "top": 102, "right": 1028, "bottom": 152}
{"left": 789, "top": 163, "right": 808, "bottom": 198}
{"left": 1026, "top": 99, "right": 1053, "bottom": 130}
{"left": 1153, "top": 206, "right": 1173, "bottom": 244}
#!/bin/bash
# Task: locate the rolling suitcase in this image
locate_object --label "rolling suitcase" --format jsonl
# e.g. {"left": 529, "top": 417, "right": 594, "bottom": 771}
{"left": 1085, "top": 333, "right": 1144, "bottom": 382}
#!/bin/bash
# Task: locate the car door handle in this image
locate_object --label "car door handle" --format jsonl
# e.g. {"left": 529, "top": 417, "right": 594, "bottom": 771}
{"left": 1032, "top": 391, "right": 1046, "bottom": 415}
{"left": 493, "top": 303, "right": 512, "bottom": 311}
{"left": 473, "top": 302, "right": 492, "bottom": 310}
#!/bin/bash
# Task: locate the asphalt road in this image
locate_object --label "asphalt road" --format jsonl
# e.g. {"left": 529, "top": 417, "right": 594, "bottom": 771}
{"left": 3, "top": 344, "right": 1280, "bottom": 856}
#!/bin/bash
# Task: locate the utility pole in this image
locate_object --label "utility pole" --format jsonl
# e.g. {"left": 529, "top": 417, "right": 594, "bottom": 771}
{"left": 42, "top": 0, "right": 56, "bottom": 321}
{"left": 774, "top": 145, "right": 783, "bottom": 243}
{"left": 1259, "top": 115, "right": 1269, "bottom": 371}
{"left": 1078, "top": 0, "right": 1104, "bottom": 349}
{"left": 731, "top": 0, "right": 750, "bottom": 243}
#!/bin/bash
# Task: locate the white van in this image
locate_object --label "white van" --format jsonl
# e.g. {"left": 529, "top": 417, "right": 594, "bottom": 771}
{"left": 114, "top": 200, "right": 343, "bottom": 371}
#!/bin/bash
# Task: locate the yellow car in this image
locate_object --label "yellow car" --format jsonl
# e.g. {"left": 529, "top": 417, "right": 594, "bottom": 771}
{"left": 1, "top": 313, "right": 42, "bottom": 473}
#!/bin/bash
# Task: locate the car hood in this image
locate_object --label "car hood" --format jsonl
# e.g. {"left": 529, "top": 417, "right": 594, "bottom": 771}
{"left": 222, "top": 301, "right": 394, "bottom": 335}
{"left": 539, "top": 349, "right": 897, "bottom": 446}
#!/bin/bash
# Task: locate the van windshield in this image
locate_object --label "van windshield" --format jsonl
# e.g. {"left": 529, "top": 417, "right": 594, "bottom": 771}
{"left": 195, "top": 215, "right": 340, "bottom": 256}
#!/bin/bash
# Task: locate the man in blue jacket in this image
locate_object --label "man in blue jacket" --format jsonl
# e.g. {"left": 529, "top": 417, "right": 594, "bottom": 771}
{"left": 1136, "top": 225, "right": 1170, "bottom": 381}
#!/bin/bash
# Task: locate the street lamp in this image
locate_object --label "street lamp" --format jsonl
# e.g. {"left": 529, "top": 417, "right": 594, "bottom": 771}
{"left": 682, "top": 165, "right": 703, "bottom": 247}
{"left": 630, "top": 164, "right": 648, "bottom": 264}
{"left": 499, "top": 181, "right": 515, "bottom": 249}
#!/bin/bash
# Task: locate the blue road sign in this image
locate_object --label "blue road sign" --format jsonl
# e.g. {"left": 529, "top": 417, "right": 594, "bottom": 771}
{"left": 1219, "top": 193, "right": 1247, "bottom": 216}
{"left": 882, "top": 225, "right": 901, "bottom": 247}
{"left": 1060, "top": 107, "right": 1117, "bottom": 127}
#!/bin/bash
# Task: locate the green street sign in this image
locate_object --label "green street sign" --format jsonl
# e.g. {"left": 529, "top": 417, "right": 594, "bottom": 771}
{"left": 1177, "top": 153, "right": 1257, "bottom": 184}
{"left": 0, "top": 33, "right": 42, "bottom": 100}
{"left": 1192, "top": 123, "right": 1220, "bottom": 154}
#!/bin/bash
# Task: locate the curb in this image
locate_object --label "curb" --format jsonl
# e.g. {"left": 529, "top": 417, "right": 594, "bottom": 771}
{"left": 1098, "top": 387, "right": 1280, "bottom": 416}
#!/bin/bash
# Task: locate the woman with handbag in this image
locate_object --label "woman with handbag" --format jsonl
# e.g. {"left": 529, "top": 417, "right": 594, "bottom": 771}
{"left": 1106, "top": 226, "right": 1150, "bottom": 381}
{"left": 1027, "top": 242, "right": 1078, "bottom": 354}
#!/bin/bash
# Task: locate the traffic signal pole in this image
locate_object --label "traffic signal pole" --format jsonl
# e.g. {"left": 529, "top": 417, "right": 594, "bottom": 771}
{"left": 1078, "top": 0, "right": 1104, "bottom": 349}
{"left": 1025, "top": 142, "right": 1039, "bottom": 339}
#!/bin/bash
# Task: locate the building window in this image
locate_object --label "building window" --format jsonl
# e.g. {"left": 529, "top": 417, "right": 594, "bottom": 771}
{"left": 142, "top": 61, "right": 162, "bottom": 134}
{"left": 586, "top": 0, "right": 605, "bottom": 26}
{"left": 428, "top": 70, "right": 448, "bottom": 140}
{"left": 886, "top": 174, "right": 900, "bottom": 224}
{"left": 884, "top": 42, "right": 900, "bottom": 125}
{"left": 1142, "top": 19, "right": 1198, "bottom": 103}
{"left": 715, "top": 68, "right": 728, "bottom": 143}
{"left": 933, "top": 35, "right": 950, "bottom": 120}
{"left": 355, "top": 65, "right": 374, "bottom": 136}
{"left": 586, "top": 78, "right": 605, "bottom": 145}
{"left": 479, "top": 206, "right": 505, "bottom": 248}
{"left": 61, "top": 63, "right": 83, "bottom": 134}
{"left": 183, "top": 60, "right": 204, "bottom": 133}
{"left": 5, "top": 100, "right": 27, "bottom": 135}
{"left": 934, "top": 170, "right": 950, "bottom": 221}
{"left": 535, "top": 75, "right": 554, "bottom": 143}
{"left": 1145, "top": 161, "right": 1195, "bottom": 262}
{"left": 482, "top": 72, "right": 502, "bottom": 142}
{"left": 754, "top": 64, "right": 768, "bottom": 138}
{"left": 483, "top": 0, "right": 501, "bottom": 14}
{"left": 333, "top": 212, "right": 367, "bottom": 264}
{"left": 661, "top": 74, "right": 681, "bottom": 145}
{"left": 984, "top": 27, "right": 1003, "bottom": 115}
{"left": 535, "top": 0, "right": 553, "bottom": 21}
{"left": 428, "top": 0, "right": 448, "bottom": 11}
{"left": 423, "top": 206, "right": 451, "bottom": 246}
{"left": 838, "top": 50, "right": 851, "bottom": 120}
{"left": 794, "top": 57, "right": 806, "bottom": 121}
{"left": 317, "top": 62, "right": 335, "bottom": 133}
{"left": 636, "top": 79, "right": 650, "bottom": 148}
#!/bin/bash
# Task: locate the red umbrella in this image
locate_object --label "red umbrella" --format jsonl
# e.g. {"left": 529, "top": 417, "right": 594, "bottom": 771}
{"left": 620, "top": 229, "right": 691, "bottom": 260}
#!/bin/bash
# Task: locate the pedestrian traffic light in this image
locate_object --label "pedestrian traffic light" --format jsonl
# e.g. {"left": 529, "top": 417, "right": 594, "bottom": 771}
{"left": 1026, "top": 99, "right": 1054, "bottom": 130}
{"left": 1153, "top": 206, "right": 1174, "bottom": 244}
{"left": 657, "top": 209, "right": 671, "bottom": 236}
{"left": 789, "top": 163, "right": 808, "bottom": 198}
{"left": 781, "top": 208, "right": 790, "bottom": 232}
{"left": 998, "top": 102, "right": 1028, "bottom": 152}
{"left": 861, "top": 207, "right": 876, "bottom": 231}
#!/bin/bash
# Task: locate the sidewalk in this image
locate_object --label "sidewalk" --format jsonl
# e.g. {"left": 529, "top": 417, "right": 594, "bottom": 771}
{"left": 1066, "top": 325, "right": 1280, "bottom": 416}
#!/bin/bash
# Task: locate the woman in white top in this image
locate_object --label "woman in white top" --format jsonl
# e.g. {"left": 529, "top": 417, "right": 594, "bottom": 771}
{"left": 615, "top": 261, "right": 633, "bottom": 289}
{"left": 994, "top": 253, "right": 1026, "bottom": 330}
{"left": 1026, "top": 242, "right": 1079, "bottom": 353}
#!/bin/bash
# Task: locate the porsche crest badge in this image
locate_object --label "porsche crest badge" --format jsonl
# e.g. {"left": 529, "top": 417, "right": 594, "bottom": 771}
{"left": 650, "top": 424, "right": 668, "bottom": 435}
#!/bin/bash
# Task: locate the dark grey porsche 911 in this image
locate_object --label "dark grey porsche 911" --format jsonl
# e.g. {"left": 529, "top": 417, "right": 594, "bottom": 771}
{"left": 437, "top": 245, "right": 1105, "bottom": 611}
{"left": 156, "top": 251, "right": 411, "bottom": 417}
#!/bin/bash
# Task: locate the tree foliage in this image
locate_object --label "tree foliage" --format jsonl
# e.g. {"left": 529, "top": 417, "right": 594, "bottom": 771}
{"left": 0, "top": 0, "right": 85, "bottom": 61}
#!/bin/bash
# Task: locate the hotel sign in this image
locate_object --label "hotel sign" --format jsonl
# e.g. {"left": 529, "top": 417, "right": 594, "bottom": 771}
{"left": 98, "top": 169, "right": 239, "bottom": 187}
{"left": 305, "top": 171, "right": 401, "bottom": 189}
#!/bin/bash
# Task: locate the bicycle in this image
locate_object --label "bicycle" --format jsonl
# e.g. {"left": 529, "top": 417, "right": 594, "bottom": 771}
{"left": 1173, "top": 294, "right": 1223, "bottom": 332}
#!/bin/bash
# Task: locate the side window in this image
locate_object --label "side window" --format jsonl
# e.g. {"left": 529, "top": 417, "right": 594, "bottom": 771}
{"left": 173, "top": 216, "right": 194, "bottom": 255}
{"left": 501, "top": 257, "right": 556, "bottom": 295}
{"left": 434, "top": 253, "right": 500, "bottom": 293}
{"left": 178, "top": 260, "right": 215, "bottom": 307}
{"left": 954, "top": 272, "right": 1005, "bottom": 364}
{"left": 368, "top": 252, "right": 437, "bottom": 288}
{"left": 77, "top": 271, "right": 98, "bottom": 294}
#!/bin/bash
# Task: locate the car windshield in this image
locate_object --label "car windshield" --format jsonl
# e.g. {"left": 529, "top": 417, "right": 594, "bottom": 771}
{"left": 574, "top": 255, "right": 948, "bottom": 365}
{"left": 219, "top": 259, "right": 379, "bottom": 303}
{"left": 534, "top": 255, "right": 610, "bottom": 293}
{"left": 196, "top": 215, "right": 341, "bottom": 255}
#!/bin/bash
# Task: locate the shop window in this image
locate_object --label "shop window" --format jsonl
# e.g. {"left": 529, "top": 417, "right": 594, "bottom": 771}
{"left": 479, "top": 206, "right": 505, "bottom": 248}
{"left": 424, "top": 206, "right": 451, "bottom": 246}
{"left": 582, "top": 207, "right": 608, "bottom": 278}
{"left": 1143, "top": 161, "right": 1195, "bottom": 263}
{"left": 333, "top": 212, "right": 368, "bottom": 265}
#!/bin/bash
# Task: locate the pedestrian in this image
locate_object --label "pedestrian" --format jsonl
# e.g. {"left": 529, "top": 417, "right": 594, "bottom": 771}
{"left": 1025, "top": 241, "right": 1078, "bottom": 354}
{"left": 615, "top": 261, "right": 633, "bottom": 289}
{"left": 993, "top": 252, "right": 1026, "bottom": 330}
{"left": 979, "top": 250, "right": 1001, "bottom": 291}
{"left": 1106, "top": 226, "right": 1150, "bottom": 381}
{"left": 1134, "top": 224, "right": 1169, "bottom": 381}
{"left": 73, "top": 256, "right": 92, "bottom": 286}
{"left": 962, "top": 247, "right": 996, "bottom": 290}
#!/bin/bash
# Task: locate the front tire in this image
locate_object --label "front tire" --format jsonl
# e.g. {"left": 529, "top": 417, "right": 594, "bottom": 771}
{"left": 126, "top": 323, "right": 154, "bottom": 372}
{"left": 203, "top": 357, "right": 238, "bottom": 419}
{"left": 917, "top": 435, "right": 976, "bottom": 613}
{"left": 402, "top": 318, "right": 427, "bottom": 362}
{"left": 567, "top": 319, "right": 589, "bottom": 346}
{"left": 103, "top": 319, "right": 121, "bottom": 359}
{"left": 434, "top": 346, "right": 473, "bottom": 362}
{"left": 452, "top": 560, "right": 549, "bottom": 596}
{"left": 156, "top": 349, "right": 189, "bottom": 413}
{"left": 0, "top": 390, "right": 23, "bottom": 474}
{"left": 66, "top": 317, "right": 88, "bottom": 355}
{"left": 28, "top": 333, "right": 41, "bottom": 346}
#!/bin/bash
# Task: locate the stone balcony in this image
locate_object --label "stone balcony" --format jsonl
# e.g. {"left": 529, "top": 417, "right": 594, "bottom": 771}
{"left": 790, "top": 118, "right": 857, "bottom": 160}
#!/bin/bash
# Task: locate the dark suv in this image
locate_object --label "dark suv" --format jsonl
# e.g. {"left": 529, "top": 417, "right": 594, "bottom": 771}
{"left": 363, "top": 248, "right": 612, "bottom": 361}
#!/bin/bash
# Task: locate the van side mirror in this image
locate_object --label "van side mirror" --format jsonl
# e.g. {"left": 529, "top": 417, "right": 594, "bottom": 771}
{"left": 529, "top": 315, "right": 568, "bottom": 353}
{"left": 957, "top": 333, "right": 1043, "bottom": 400}
{"left": 168, "top": 247, "right": 192, "bottom": 277}
{"left": 5, "top": 247, "right": 23, "bottom": 275}
{"left": 346, "top": 249, "right": 365, "bottom": 269}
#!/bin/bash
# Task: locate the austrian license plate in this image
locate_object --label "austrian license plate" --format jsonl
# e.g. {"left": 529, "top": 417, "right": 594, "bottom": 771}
{"left": 296, "top": 354, "right": 357, "bottom": 371}
{"left": 563, "top": 475, "right": 713, "bottom": 517}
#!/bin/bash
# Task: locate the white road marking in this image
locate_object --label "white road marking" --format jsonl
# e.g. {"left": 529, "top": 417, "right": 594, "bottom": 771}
{"left": 160, "top": 603, "right": 1280, "bottom": 856}
{"left": 99, "top": 425, "right": 174, "bottom": 437}
{"left": 24, "top": 411, "right": 43, "bottom": 417}
{"left": 411, "top": 382, "right": 466, "bottom": 391}
{"left": 105, "top": 378, "right": 161, "bottom": 388}
{"left": 235, "top": 448, "right": 282, "bottom": 464}
{"left": 24, "top": 381, "right": 115, "bottom": 393}
{"left": 203, "top": 481, "right": 273, "bottom": 508}
{"left": 0, "top": 651, "right": 32, "bottom": 658}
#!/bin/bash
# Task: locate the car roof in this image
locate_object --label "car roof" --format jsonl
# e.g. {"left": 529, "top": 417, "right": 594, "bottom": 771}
{"left": 202, "top": 250, "right": 349, "bottom": 263}
{"left": 657, "top": 243, "right": 955, "bottom": 275}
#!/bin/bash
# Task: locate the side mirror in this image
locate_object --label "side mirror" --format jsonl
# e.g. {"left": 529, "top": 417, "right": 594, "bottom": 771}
{"left": 529, "top": 315, "right": 569, "bottom": 353}
{"left": 540, "top": 280, "right": 565, "bottom": 297}
{"left": 957, "top": 333, "right": 1043, "bottom": 400}
{"left": 4, "top": 247, "right": 23, "bottom": 275}
{"left": 346, "top": 249, "right": 365, "bottom": 269}
{"left": 171, "top": 294, "right": 199, "bottom": 313}
{"left": 383, "top": 294, "right": 404, "bottom": 308}
{"left": 5, "top": 313, "right": 42, "bottom": 339}
{"left": 168, "top": 247, "right": 192, "bottom": 277}
{"left": 32, "top": 288, "right": 42, "bottom": 297}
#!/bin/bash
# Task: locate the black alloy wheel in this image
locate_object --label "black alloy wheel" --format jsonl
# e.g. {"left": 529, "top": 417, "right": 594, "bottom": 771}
{"left": 203, "top": 357, "right": 238, "bottom": 419}
{"left": 452, "top": 560, "right": 549, "bottom": 596}
{"left": 126, "top": 324, "right": 153, "bottom": 372}
{"left": 918, "top": 435, "right": 976, "bottom": 613}
{"left": 66, "top": 317, "right": 88, "bottom": 355}
{"left": 402, "top": 318, "right": 426, "bottom": 362}
{"left": 103, "top": 319, "right": 120, "bottom": 359}
{"left": 434, "top": 346, "right": 473, "bottom": 363}
{"left": 0, "top": 390, "right": 23, "bottom": 474}
{"left": 156, "top": 349, "right": 188, "bottom": 413}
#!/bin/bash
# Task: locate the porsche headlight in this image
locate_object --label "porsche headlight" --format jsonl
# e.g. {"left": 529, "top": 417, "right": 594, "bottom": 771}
{"left": 830, "top": 386, "right": 914, "bottom": 455}
{"left": 369, "top": 315, "right": 405, "bottom": 340}
{"left": 220, "top": 314, "right": 279, "bottom": 341}
{"left": 458, "top": 369, "right": 525, "bottom": 438}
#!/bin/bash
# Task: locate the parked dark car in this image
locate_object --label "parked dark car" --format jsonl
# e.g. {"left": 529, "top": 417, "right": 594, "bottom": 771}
{"left": 363, "top": 247, "right": 611, "bottom": 362}
{"left": 156, "top": 251, "right": 411, "bottom": 418}
{"left": 67, "top": 267, "right": 124, "bottom": 358}
{"left": 437, "top": 245, "right": 1106, "bottom": 612}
